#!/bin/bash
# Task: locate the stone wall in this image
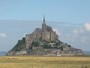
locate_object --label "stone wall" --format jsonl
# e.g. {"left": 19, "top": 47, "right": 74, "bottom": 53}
{"left": 25, "top": 34, "right": 31, "bottom": 49}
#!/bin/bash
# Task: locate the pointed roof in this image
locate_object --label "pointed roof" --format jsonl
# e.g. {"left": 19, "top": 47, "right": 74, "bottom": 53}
{"left": 42, "top": 15, "right": 46, "bottom": 25}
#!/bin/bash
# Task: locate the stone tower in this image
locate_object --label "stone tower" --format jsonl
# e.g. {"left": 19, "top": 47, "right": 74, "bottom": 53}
{"left": 42, "top": 16, "right": 46, "bottom": 31}
{"left": 42, "top": 16, "right": 48, "bottom": 41}
{"left": 41, "top": 16, "right": 58, "bottom": 41}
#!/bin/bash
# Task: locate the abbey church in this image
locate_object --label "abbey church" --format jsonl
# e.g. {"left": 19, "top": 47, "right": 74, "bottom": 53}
{"left": 25, "top": 17, "right": 58, "bottom": 49}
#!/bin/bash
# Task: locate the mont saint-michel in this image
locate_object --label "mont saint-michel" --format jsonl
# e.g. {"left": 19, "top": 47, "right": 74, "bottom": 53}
{"left": 7, "top": 17, "right": 84, "bottom": 56}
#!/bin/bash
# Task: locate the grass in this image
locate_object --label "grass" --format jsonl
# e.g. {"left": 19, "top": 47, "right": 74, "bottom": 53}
{"left": 0, "top": 56, "right": 90, "bottom": 68}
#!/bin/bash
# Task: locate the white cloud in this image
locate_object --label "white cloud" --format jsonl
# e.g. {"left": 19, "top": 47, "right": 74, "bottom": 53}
{"left": 73, "top": 30, "right": 78, "bottom": 34}
{"left": 65, "top": 23, "right": 90, "bottom": 44}
{"left": 52, "top": 28, "right": 60, "bottom": 36}
{"left": 80, "top": 36, "right": 87, "bottom": 43}
{"left": 84, "top": 23, "right": 90, "bottom": 31}
{"left": 72, "top": 23, "right": 90, "bottom": 36}
{"left": 0, "top": 33, "right": 7, "bottom": 38}
{"left": 72, "top": 29, "right": 79, "bottom": 37}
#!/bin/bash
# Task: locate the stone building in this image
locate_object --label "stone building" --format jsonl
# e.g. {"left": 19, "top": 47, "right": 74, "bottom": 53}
{"left": 41, "top": 17, "right": 58, "bottom": 41}
{"left": 25, "top": 17, "right": 58, "bottom": 49}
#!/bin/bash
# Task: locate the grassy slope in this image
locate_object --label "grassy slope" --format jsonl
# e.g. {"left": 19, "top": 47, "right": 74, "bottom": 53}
{"left": 0, "top": 56, "right": 90, "bottom": 68}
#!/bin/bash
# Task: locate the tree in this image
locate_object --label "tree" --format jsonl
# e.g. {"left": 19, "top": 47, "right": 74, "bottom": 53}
{"left": 31, "top": 41, "right": 40, "bottom": 47}
{"left": 12, "top": 37, "right": 26, "bottom": 51}
{"left": 60, "top": 46, "right": 63, "bottom": 51}
{"left": 68, "top": 45, "right": 71, "bottom": 47}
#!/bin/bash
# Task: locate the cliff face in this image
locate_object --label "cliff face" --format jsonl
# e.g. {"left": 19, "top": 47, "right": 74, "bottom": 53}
{"left": 7, "top": 18, "right": 84, "bottom": 56}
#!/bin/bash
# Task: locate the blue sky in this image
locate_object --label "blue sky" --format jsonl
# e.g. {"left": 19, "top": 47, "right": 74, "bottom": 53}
{"left": 0, "top": 0, "right": 90, "bottom": 51}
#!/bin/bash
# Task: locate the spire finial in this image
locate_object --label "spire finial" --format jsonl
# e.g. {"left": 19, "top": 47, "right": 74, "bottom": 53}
{"left": 42, "top": 15, "right": 46, "bottom": 26}
{"left": 43, "top": 15, "right": 45, "bottom": 23}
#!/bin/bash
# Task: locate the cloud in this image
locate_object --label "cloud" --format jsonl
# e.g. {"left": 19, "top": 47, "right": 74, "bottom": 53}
{"left": 72, "top": 23, "right": 90, "bottom": 36}
{"left": 0, "top": 33, "right": 7, "bottom": 38}
{"left": 63, "top": 23, "right": 90, "bottom": 44}
{"left": 84, "top": 23, "right": 90, "bottom": 31}
{"left": 52, "top": 28, "right": 60, "bottom": 36}
{"left": 72, "top": 23, "right": 90, "bottom": 43}
{"left": 80, "top": 37, "right": 88, "bottom": 43}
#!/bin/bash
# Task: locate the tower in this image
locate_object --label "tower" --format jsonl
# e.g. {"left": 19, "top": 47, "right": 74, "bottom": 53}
{"left": 42, "top": 16, "right": 46, "bottom": 31}
{"left": 42, "top": 16, "right": 47, "bottom": 41}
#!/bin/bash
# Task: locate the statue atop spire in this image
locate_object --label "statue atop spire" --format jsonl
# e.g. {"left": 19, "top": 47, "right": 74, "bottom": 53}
{"left": 43, "top": 15, "right": 46, "bottom": 25}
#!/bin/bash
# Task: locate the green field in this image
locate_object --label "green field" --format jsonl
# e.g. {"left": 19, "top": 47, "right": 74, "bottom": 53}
{"left": 0, "top": 56, "right": 90, "bottom": 68}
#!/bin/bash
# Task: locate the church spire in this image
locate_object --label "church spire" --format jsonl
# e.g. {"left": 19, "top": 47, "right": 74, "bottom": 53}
{"left": 42, "top": 15, "right": 46, "bottom": 31}
{"left": 43, "top": 15, "right": 46, "bottom": 25}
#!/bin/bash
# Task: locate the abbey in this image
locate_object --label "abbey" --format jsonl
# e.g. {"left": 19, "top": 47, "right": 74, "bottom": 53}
{"left": 7, "top": 17, "right": 84, "bottom": 56}
{"left": 25, "top": 17, "right": 58, "bottom": 49}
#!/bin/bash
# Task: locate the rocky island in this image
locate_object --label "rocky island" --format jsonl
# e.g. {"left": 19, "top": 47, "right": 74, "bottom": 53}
{"left": 7, "top": 17, "right": 84, "bottom": 56}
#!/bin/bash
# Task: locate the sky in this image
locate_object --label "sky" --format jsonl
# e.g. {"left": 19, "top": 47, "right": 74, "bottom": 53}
{"left": 0, "top": 0, "right": 90, "bottom": 51}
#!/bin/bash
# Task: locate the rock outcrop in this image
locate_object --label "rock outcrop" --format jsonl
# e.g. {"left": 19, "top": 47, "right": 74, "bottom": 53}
{"left": 7, "top": 17, "right": 84, "bottom": 56}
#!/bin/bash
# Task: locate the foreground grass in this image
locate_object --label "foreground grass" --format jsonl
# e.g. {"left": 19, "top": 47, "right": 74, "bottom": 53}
{"left": 0, "top": 56, "right": 90, "bottom": 68}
